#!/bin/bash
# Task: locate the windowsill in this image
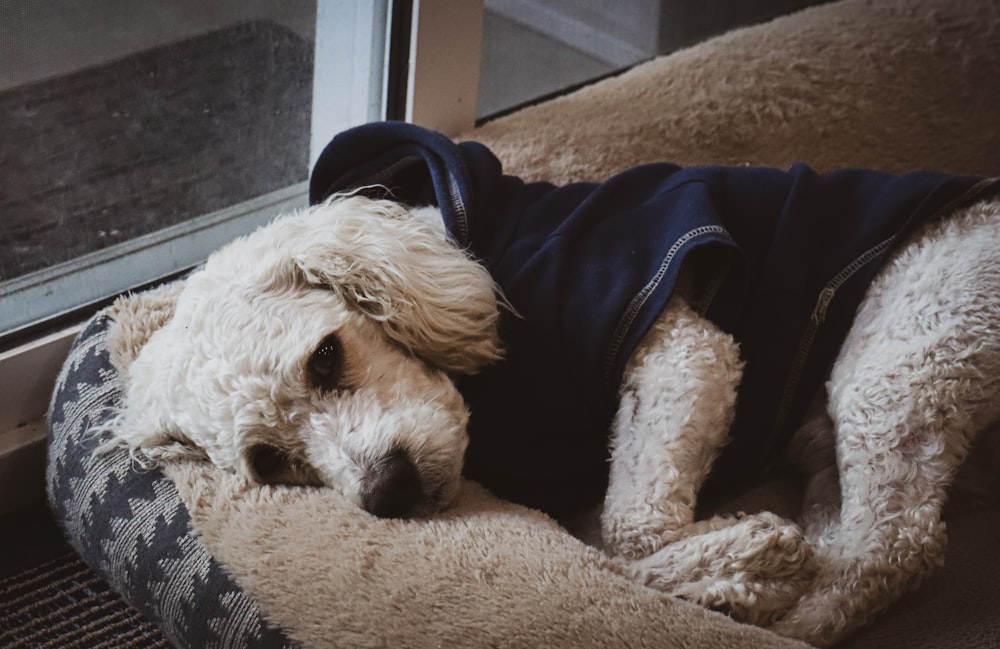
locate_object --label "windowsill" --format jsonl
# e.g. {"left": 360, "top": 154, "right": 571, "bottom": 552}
{"left": 1, "top": 184, "right": 309, "bottom": 338}
{"left": 0, "top": 327, "right": 79, "bottom": 515}
{"left": 0, "top": 325, "right": 81, "bottom": 433}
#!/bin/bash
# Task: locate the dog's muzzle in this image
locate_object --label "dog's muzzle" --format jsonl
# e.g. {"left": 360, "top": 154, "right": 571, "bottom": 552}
{"left": 361, "top": 450, "right": 422, "bottom": 518}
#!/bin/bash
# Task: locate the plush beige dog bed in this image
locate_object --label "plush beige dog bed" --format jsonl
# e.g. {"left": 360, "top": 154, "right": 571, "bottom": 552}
{"left": 48, "top": 0, "right": 1000, "bottom": 647}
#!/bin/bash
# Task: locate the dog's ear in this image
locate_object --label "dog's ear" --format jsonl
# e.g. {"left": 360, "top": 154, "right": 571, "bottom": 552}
{"left": 99, "top": 322, "right": 213, "bottom": 467}
{"left": 291, "top": 196, "right": 504, "bottom": 375}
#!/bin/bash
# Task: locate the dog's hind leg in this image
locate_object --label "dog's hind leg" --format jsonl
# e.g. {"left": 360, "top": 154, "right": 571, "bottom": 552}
{"left": 786, "top": 396, "right": 842, "bottom": 549}
{"left": 603, "top": 297, "right": 813, "bottom": 623}
{"left": 771, "top": 199, "right": 1000, "bottom": 647}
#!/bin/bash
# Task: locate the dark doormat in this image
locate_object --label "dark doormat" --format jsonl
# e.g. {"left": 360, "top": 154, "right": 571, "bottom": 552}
{"left": 0, "top": 502, "right": 171, "bottom": 648}
{"left": 0, "top": 550, "right": 172, "bottom": 648}
{"left": 0, "top": 20, "right": 313, "bottom": 282}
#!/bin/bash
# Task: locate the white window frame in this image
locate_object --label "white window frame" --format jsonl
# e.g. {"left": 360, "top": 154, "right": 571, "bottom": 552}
{"left": 0, "top": 0, "right": 484, "bottom": 514}
{"left": 405, "top": 0, "right": 483, "bottom": 136}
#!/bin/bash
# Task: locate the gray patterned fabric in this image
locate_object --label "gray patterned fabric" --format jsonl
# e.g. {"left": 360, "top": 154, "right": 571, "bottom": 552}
{"left": 46, "top": 312, "right": 298, "bottom": 649}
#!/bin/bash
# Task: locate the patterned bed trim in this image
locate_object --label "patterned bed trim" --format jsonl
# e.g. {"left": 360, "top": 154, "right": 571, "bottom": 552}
{"left": 46, "top": 313, "right": 298, "bottom": 649}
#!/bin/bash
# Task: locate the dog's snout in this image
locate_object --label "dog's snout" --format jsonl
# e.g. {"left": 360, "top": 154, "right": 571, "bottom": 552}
{"left": 362, "top": 450, "right": 421, "bottom": 518}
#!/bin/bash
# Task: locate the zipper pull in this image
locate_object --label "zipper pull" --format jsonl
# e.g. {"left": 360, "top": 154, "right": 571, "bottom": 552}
{"left": 812, "top": 287, "right": 836, "bottom": 324}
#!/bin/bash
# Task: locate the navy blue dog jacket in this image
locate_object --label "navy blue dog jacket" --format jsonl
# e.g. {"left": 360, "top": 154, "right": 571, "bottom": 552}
{"left": 310, "top": 122, "right": 998, "bottom": 517}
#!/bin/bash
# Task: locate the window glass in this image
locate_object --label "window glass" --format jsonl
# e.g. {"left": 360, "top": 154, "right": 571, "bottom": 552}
{"left": 0, "top": 1, "right": 386, "bottom": 341}
{"left": 476, "top": 0, "right": 829, "bottom": 119}
{"left": 2, "top": 14, "right": 313, "bottom": 281}
{"left": 478, "top": 1, "right": 653, "bottom": 118}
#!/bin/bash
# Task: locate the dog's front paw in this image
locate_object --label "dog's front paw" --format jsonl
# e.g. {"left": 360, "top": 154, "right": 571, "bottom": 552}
{"left": 626, "top": 513, "right": 815, "bottom": 626}
{"left": 601, "top": 502, "right": 690, "bottom": 560}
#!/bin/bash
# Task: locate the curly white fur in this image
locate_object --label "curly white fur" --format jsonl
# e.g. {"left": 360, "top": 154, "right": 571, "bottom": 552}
{"left": 770, "top": 199, "right": 1000, "bottom": 643}
{"left": 108, "top": 193, "right": 1000, "bottom": 647}
{"left": 113, "top": 196, "right": 502, "bottom": 515}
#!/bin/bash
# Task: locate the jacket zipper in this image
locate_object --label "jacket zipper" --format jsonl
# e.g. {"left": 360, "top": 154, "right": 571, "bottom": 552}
{"left": 769, "top": 233, "right": 897, "bottom": 437}
{"left": 447, "top": 171, "right": 469, "bottom": 244}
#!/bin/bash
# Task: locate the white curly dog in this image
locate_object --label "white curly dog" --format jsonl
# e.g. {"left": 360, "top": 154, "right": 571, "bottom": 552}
{"left": 111, "top": 190, "right": 1000, "bottom": 646}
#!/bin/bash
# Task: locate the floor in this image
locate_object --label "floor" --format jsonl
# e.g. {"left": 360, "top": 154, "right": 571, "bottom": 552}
{"left": 0, "top": 501, "right": 69, "bottom": 581}
{"left": 0, "top": 0, "right": 315, "bottom": 92}
{"left": 0, "top": 501, "right": 171, "bottom": 648}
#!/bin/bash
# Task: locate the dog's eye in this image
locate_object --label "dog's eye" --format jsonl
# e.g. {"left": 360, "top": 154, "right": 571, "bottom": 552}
{"left": 308, "top": 333, "right": 344, "bottom": 392}
{"left": 250, "top": 444, "right": 290, "bottom": 483}
{"left": 248, "top": 444, "right": 322, "bottom": 487}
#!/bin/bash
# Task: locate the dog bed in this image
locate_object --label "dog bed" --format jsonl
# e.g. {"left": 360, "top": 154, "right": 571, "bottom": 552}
{"left": 47, "top": 0, "right": 1000, "bottom": 647}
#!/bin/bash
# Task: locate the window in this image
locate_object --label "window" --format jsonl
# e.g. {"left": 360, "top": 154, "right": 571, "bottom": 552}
{"left": 3, "top": 3, "right": 335, "bottom": 341}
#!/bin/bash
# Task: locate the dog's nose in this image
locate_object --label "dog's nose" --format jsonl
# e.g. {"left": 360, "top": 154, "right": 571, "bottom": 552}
{"left": 362, "top": 450, "right": 421, "bottom": 518}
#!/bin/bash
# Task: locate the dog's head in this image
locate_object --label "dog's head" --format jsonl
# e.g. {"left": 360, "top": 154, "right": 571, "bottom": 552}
{"left": 113, "top": 195, "right": 503, "bottom": 518}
